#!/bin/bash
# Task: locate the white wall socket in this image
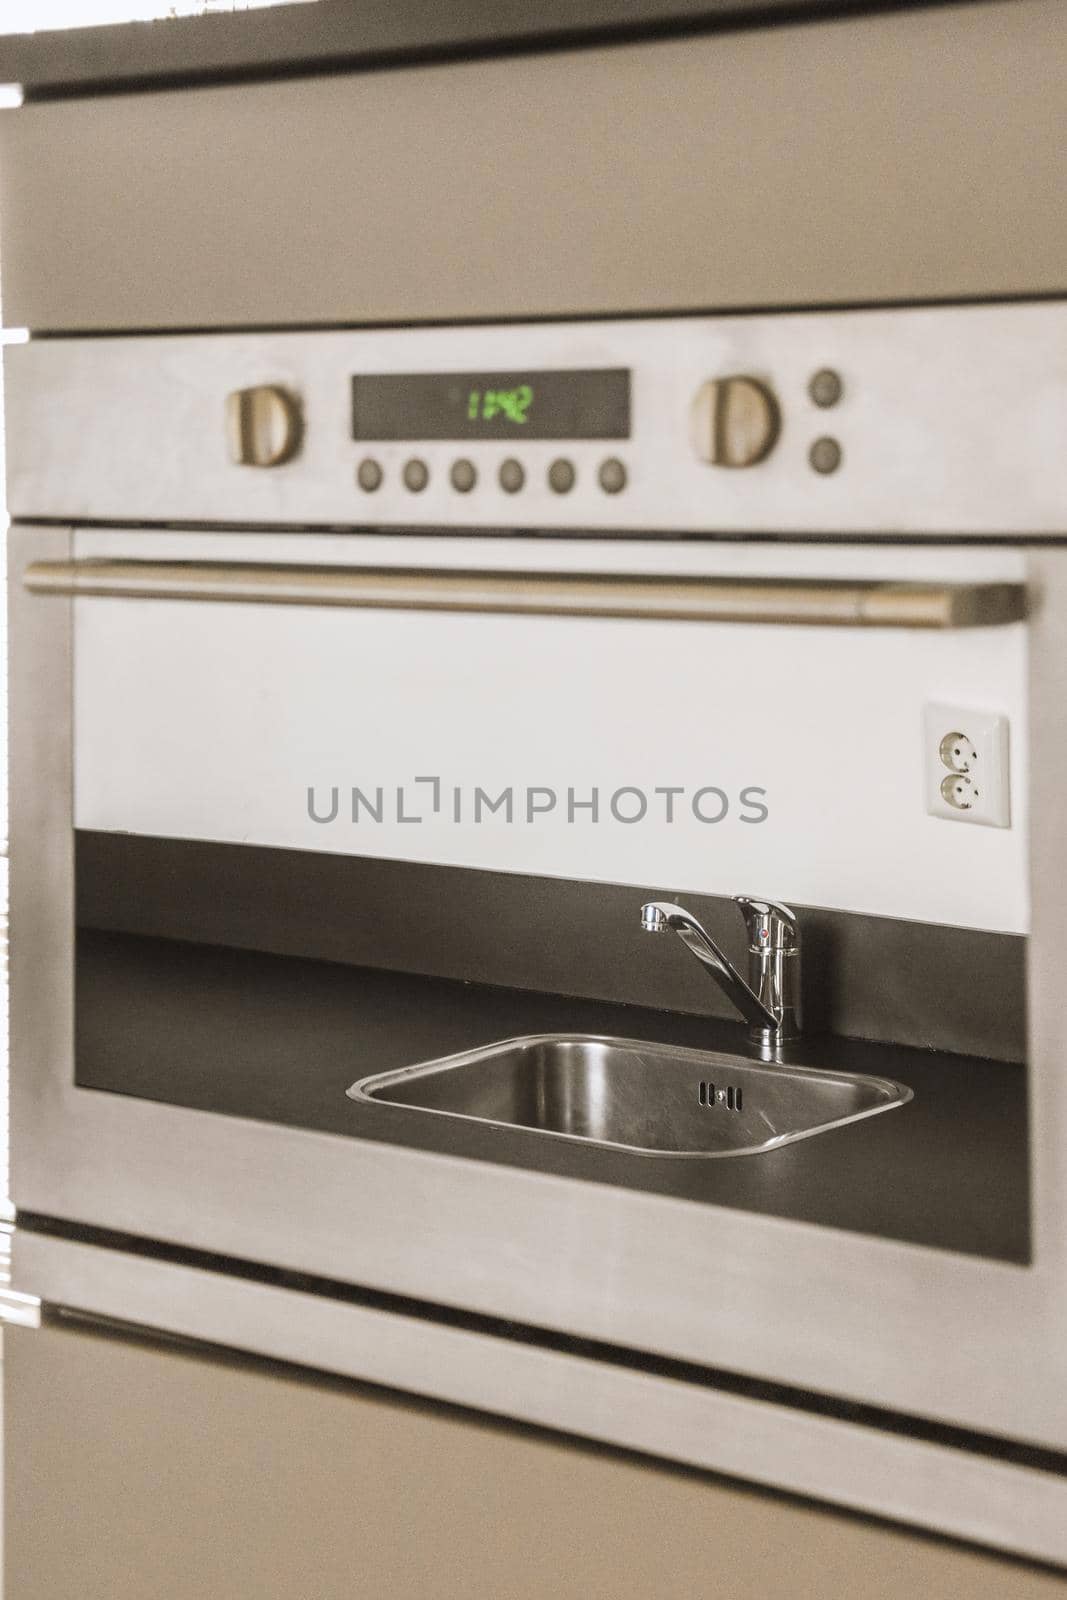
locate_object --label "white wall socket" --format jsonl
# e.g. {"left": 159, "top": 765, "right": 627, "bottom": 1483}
{"left": 924, "top": 703, "right": 1010, "bottom": 828}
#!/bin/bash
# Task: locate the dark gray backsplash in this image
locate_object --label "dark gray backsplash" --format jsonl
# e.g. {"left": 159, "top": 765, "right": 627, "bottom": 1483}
{"left": 75, "top": 832, "right": 1025, "bottom": 1063}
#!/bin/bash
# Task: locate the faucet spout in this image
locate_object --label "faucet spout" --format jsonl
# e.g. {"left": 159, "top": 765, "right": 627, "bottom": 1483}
{"left": 640, "top": 897, "right": 802, "bottom": 1052}
{"left": 640, "top": 901, "right": 777, "bottom": 1031}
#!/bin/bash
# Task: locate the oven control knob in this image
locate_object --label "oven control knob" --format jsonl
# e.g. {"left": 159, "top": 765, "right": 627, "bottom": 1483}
{"left": 226, "top": 384, "right": 303, "bottom": 467}
{"left": 690, "top": 376, "right": 780, "bottom": 468}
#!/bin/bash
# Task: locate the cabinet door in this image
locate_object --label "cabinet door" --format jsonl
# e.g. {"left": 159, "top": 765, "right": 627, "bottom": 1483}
{"left": 6, "top": 1320, "right": 1064, "bottom": 1600}
{"left": 2, "top": 4, "right": 1065, "bottom": 331}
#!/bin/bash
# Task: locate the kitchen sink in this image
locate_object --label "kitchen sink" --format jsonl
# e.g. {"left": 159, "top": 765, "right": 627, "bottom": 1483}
{"left": 347, "top": 1034, "right": 912, "bottom": 1158}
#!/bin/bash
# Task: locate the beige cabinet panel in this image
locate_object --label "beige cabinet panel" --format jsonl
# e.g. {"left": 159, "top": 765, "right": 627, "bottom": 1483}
{"left": 1, "top": 0, "right": 1066, "bottom": 331}
{"left": 6, "top": 1321, "right": 1065, "bottom": 1600}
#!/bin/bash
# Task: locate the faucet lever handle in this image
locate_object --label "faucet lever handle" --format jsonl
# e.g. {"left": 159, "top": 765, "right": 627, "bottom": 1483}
{"left": 733, "top": 896, "right": 800, "bottom": 952}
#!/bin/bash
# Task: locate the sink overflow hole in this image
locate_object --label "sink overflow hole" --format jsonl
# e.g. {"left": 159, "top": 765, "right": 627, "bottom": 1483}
{"left": 698, "top": 1081, "right": 743, "bottom": 1111}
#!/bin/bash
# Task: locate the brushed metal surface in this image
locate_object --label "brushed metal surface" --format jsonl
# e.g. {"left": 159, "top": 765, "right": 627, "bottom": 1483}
{"left": 21, "top": 558, "right": 1028, "bottom": 628}
{"left": 348, "top": 1033, "right": 912, "bottom": 1156}
{"left": 7, "top": 525, "right": 74, "bottom": 1241}
{"left": 13, "top": 1233, "right": 1067, "bottom": 1572}
{"left": 5, "top": 522, "right": 1062, "bottom": 1467}
{"left": 1023, "top": 551, "right": 1067, "bottom": 1287}
{"left": 8, "top": 305, "right": 1067, "bottom": 535}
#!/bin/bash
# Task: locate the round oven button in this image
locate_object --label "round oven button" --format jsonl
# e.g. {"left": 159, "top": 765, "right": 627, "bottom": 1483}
{"left": 548, "top": 458, "right": 576, "bottom": 494}
{"left": 809, "top": 368, "right": 844, "bottom": 408}
{"left": 403, "top": 458, "right": 430, "bottom": 492}
{"left": 450, "top": 458, "right": 477, "bottom": 493}
{"left": 810, "top": 436, "right": 842, "bottom": 475}
{"left": 356, "top": 457, "right": 383, "bottom": 492}
{"left": 499, "top": 458, "right": 525, "bottom": 493}
{"left": 598, "top": 458, "right": 627, "bottom": 494}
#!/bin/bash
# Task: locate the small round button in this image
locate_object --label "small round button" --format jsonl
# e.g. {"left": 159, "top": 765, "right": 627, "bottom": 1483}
{"left": 499, "top": 458, "right": 525, "bottom": 494}
{"left": 356, "top": 457, "right": 383, "bottom": 492}
{"left": 450, "top": 458, "right": 477, "bottom": 493}
{"left": 548, "top": 458, "right": 576, "bottom": 494}
{"left": 810, "top": 436, "right": 842, "bottom": 475}
{"left": 809, "top": 369, "right": 844, "bottom": 408}
{"left": 403, "top": 458, "right": 429, "bottom": 492}
{"left": 598, "top": 458, "right": 627, "bottom": 494}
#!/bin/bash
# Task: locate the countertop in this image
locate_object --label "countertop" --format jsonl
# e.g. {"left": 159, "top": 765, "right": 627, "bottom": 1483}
{"left": 75, "top": 929, "right": 1029, "bottom": 1262}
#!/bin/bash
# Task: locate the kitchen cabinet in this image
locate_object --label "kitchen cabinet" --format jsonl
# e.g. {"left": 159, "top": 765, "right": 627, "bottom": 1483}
{"left": 6, "top": 1320, "right": 1066, "bottom": 1600}
{"left": 1, "top": 1, "right": 1064, "bottom": 330}
{"left": 4, "top": 0, "right": 1067, "bottom": 1577}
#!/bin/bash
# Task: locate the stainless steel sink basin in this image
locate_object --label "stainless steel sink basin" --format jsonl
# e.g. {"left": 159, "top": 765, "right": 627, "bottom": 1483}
{"left": 348, "top": 1034, "right": 912, "bottom": 1158}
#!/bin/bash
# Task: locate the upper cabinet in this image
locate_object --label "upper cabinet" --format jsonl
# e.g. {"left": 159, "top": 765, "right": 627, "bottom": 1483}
{"left": 0, "top": 2, "right": 1063, "bottom": 330}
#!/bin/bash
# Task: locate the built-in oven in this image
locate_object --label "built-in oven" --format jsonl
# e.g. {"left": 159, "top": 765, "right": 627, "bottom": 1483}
{"left": 5, "top": 302, "right": 1067, "bottom": 1555}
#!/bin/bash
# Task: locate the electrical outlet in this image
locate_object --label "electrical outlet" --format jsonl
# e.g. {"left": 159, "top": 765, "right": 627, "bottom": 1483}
{"left": 924, "top": 704, "right": 1010, "bottom": 828}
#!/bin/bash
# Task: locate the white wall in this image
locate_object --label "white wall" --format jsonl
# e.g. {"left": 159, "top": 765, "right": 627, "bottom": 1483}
{"left": 0, "top": 1, "right": 311, "bottom": 37}
{"left": 70, "top": 530, "right": 1029, "bottom": 933}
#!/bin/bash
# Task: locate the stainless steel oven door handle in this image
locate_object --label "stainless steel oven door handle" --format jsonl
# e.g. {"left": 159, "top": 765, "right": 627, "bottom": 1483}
{"left": 22, "top": 560, "right": 1027, "bottom": 629}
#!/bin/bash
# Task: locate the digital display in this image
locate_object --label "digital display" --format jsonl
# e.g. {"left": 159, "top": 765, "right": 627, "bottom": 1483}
{"left": 351, "top": 368, "right": 631, "bottom": 441}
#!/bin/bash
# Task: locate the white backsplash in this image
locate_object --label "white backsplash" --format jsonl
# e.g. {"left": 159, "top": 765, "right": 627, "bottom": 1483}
{"left": 71, "top": 531, "right": 1029, "bottom": 934}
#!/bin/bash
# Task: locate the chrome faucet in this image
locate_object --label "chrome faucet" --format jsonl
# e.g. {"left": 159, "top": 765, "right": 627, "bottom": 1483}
{"left": 640, "top": 897, "right": 802, "bottom": 1057}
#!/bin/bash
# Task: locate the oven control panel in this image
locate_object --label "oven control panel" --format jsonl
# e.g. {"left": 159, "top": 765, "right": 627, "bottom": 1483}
{"left": 7, "top": 303, "right": 1067, "bottom": 535}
